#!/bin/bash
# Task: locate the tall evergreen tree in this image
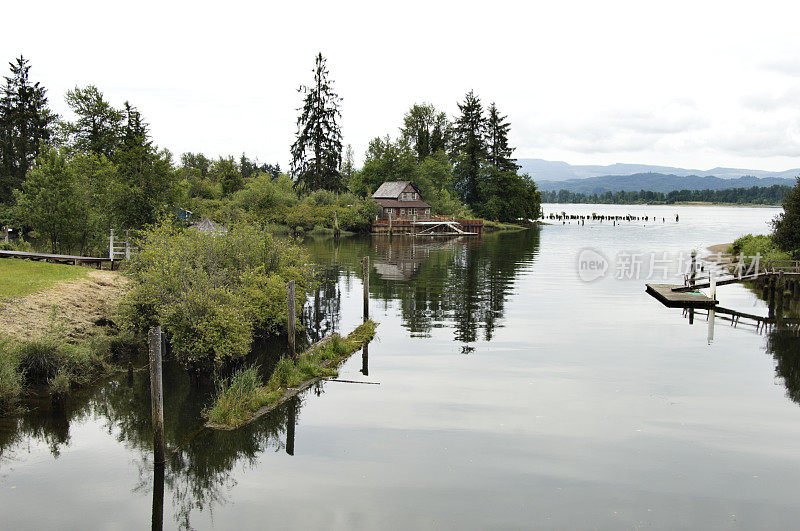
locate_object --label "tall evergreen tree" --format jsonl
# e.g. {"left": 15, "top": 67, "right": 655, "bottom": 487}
{"left": 400, "top": 103, "right": 450, "bottom": 162}
{"left": 0, "top": 56, "right": 57, "bottom": 202}
{"left": 113, "top": 102, "right": 175, "bottom": 228}
{"left": 341, "top": 144, "right": 355, "bottom": 183}
{"left": 485, "top": 103, "right": 519, "bottom": 173}
{"left": 291, "top": 53, "right": 344, "bottom": 192}
{"left": 451, "top": 90, "right": 487, "bottom": 205}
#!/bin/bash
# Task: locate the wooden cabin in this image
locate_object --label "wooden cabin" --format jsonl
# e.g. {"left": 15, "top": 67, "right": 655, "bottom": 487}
{"left": 372, "top": 181, "right": 432, "bottom": 220}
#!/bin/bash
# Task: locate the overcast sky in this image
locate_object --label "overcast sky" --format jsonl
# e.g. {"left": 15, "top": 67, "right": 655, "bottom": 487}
{"left": 3, "top": 0, "right": 800, "bottom": 172}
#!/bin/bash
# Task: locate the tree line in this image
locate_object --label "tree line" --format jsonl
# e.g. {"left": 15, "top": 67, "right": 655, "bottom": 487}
{"left": 291, "top": 53, "right": 541, "bottom": 222}
{"left": 541, "top": 185, "right": 793, "bottom": 205}
{"left": 0, "top": 53, "right": 540, "bottom": 255}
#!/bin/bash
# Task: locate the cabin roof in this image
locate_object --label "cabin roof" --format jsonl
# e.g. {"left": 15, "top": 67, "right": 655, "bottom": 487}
{"left": 190, "top": 217, "right": 228, "bottom": 234}
{"left": 372, "top": 181, "right": 421, "bottom": 199}
{"left": 374, "top": 198, "right": 431, "bottom": 209}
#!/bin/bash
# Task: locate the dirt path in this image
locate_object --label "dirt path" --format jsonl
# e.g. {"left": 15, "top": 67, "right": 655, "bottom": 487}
{"left": 0, "top": 269, "right": 128, "bottom": 342}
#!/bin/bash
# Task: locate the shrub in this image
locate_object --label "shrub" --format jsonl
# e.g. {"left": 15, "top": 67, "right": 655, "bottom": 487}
{"left": 730, "top": 234, "right": 792, "bottom": 263}
{"left": 120, "top": 221, "right": 315, "bottom": 372}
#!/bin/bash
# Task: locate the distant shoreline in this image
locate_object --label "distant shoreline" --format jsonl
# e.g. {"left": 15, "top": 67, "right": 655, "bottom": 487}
{"left": 541, "top": 201, "right": 780, "bottom": 208}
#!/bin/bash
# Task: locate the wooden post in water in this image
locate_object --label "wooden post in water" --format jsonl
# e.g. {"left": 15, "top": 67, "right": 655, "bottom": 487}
{"left": 361, "top": 342, "right": 369, "bottom": 376}
{"left": 148, "top": 326, "right": 165, "bottom": 465}
{"left": 689, "top": 251, "right": 697, "bottom": 287}
{"left": 768, "top": 275, "right": 776, "bottom": 311}
{"left": 362, "top": 256, "right": 370, "bottom": 321}
{"left": 152, "top": 463, "right": 165, "bottom": 531}
{"left": 707, "top": 308, "right": 715, "bottom": 345}
{"left": 286, "top": 396, "right": 297, "bottom": 456}
{"left": 709, "top": 270, "right": 717, "bottom": 302}
{"left": 287, "top": 280, "right": 296, "bottom": 360}
{"left": 333, "top": 211, "right": 340, "bottom": 239}
{"left": 776, "top": 271, "right": 785, "bottom": 320}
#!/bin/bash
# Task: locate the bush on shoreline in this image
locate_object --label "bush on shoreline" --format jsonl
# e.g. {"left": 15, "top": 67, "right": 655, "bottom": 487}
{"left": 729, "top": 234, "right": 792, "bottom": 263}
{"left": 120, "top": 221, "right": 316, "bottom": 373}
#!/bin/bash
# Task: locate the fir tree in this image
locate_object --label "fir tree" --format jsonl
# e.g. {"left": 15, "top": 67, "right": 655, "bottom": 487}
{"left": 451, "top": 90, "right": 487, "bottom": 205}
{"left": 0, "top": 56, "right": 57, "bottom": 202}
{"left": 485, "top": 103, "right": 519, "bottom": 173}
{"left": 291, "top": 53, "right": 344, "bottom": 192}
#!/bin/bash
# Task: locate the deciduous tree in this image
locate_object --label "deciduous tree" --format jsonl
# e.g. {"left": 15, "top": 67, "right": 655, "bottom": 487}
{"left": 773, "top": 177, "right": 800, "bottom": 257}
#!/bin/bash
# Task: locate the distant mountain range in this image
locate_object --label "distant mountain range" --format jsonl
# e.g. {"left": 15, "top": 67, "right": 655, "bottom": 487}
{"left": 536, "top": 173, "right": 797, "bottom": 194}
{"left": 518, "top": 158, "right": 800, "bottom": 182}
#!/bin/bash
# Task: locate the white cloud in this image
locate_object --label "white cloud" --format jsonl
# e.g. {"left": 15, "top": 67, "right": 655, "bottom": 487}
{"left": 2, "top": 0, "right": 800, "bottom": 171}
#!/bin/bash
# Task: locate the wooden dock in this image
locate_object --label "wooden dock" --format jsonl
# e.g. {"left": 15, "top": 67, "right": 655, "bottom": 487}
{"left": 372, "top": 216, "right": 483, "bottom": 236}
{"left": 646, "top": 284, "right": 718, "bottom": 308}
{"left": 0, "top": 249, "right": 112, "bottom": 267}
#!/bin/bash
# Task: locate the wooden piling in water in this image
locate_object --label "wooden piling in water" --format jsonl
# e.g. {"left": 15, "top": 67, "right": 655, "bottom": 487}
{"left": 287, "top": 280, "right": 296, "bottom": 360}
{"left": 362, "top": 256, "right": 370, "bottom": 321}
{"left": 768, "top": 276, "right": 776, "bottom": 310}
{"left": 148, "top": 326, "right": 165, "bottom": 465}
{"left": 776, "top": 272, "right": 785, "bottom": 319}
{"left": 286, "top": 396, "right": 297, "bottom": 456}
{"left": 152, "top": 464, "right": 165, "bottom": 531}
{"left": 361, "top": 342, "right": 369, "bottom": 376}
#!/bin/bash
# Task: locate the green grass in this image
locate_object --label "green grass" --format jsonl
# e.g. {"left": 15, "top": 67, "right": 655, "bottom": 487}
{"left": 0, "top": 259, "right": 89, "bottom": 300}
{"left": 483, "top": 220, "right": 526, "bottom": 231}
{"left": 205, "top": 320, "right": 378, "bottom": 429}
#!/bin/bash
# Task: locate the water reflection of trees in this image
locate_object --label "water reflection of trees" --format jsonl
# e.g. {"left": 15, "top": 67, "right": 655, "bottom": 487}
{"left": 1, "top": 231, "right": 539, "bottom": 527}
{"left": 304, "top": 230, "right": 541, "bottom": 343}
{"left": 0, "top": 357, "right": 307, "bottom": 530}
{"left": 766, "top": 329, "right": 800, "bottom": 405}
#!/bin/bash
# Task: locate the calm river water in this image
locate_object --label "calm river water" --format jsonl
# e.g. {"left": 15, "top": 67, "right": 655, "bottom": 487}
{"left": 2, "top": 204, "right": 799, "bottom": 530}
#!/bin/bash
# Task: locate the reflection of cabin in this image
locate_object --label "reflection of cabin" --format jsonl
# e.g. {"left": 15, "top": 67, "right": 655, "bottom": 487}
{"left": 372, "top": 181, "right": 431, "bottom": 220}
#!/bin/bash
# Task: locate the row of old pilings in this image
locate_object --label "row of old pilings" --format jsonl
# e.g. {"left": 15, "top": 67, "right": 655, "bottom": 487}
{"left": 547, "top": 213, "right": 679, "bottom": 224}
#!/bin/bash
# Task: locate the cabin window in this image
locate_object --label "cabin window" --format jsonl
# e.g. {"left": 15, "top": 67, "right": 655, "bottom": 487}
{"left": 385, "top": 208, "right": 392, "bottom": 214}
{"left": 400, "top": 208, "right": 405, "bottom": 215}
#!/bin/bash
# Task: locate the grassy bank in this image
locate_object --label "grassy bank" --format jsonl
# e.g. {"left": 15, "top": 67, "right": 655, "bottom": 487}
{"left": 0, "top": 330, "right": 140, "bottom": 415}
{"left": 483, "top": 220, "right": 527, "bottom": 231}
{"left": 205, "top": 320, "right": 377, "bottom": 429}
{"left": 0, "top": 261, "right": 136, "bottom": 415}
{"left": 0, "top": 260, "right": 89, "bottom": 300}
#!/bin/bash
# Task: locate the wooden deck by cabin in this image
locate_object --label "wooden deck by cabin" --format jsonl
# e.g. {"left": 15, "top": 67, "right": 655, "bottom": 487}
{"left": 372, "top": 216, "right": 483, "bottom": 236}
